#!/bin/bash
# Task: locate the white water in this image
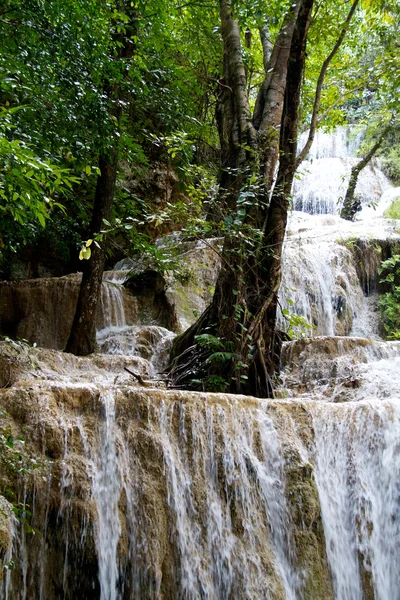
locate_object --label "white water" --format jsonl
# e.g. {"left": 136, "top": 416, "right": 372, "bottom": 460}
{"left": 100, "top": 282, "right": 127, "bottom": 331}
{"left": 312, "top": 400, "right": 400, "bottom": 600}
{"left": 78, "top": 391, "right": 122, "bottom": 600}
{"left": 294, "top": 126, "right": 391, "bottom": 215}
{"left": 298, "top": 126, "right": 365, "bottom": 159}
{"left": 97, "top": 325, "right": 175, "bottom": 377}
{"left": 279, "top": 129, "right": 400, "bottom": 337}
{"left": 279, "top": 127, "right": 400, "bottom": 598}
{"left": 64, "top": 128, "right": 400, "bottom": 598}
{"left": 279, "top": 235, "right": 362, "bottom": 336}
{"left": 143, "top": 397, "right": 300, "bottom": 599}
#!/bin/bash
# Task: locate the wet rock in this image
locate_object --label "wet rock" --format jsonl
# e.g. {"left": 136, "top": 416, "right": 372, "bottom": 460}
{"left": 0, "top": 495, "right": 14, "bottom": 574}
{"left": 0, "top": 275, "right": 140, "bottom": 350}
{"left": 0, "top": 347, "right": 333, "bottom": 599}
{"left": 280, "top": 336, "right": 370, "bottom": 399}
{"left": 1, "top": 342, "right": 399, "bottom": 599}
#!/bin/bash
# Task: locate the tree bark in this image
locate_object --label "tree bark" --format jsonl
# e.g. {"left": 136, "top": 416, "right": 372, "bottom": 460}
{"left": 65, "top": 154, "right": 118, "bottom": 355}
{"left": 254, "top": 0, "right": 314, "bottom": 387}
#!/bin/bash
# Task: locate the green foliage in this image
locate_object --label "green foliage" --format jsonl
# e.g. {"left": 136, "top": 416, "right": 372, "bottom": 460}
{"left": 204, "top": 375, "right": 229, "bottom": 393}
{"left": 381, "top": 148, "right": 400, "bottom": 185}
{"left": 0, "top": 106, "right": 79, "bottom": 238}
{"left": 195, "top": 333, "right": 225, "bottom": 352}
{"left": 281, "top": 306, "right": 312, "bottom": 339}
{"left": 206, "top": 351, "right": 236, "bottom": 365}
{"left": 0, "top": 429, "right": 38, "bottom": 477}
{"left": 190, "top": 375, "right": 229, "bottom": 393}
{"left": 383, "top": 197, "right": 400, "bottom": 220}
{"left": 0, "top": 0, "right": 111, "bottom": 258}
{"left": 0, "top": 420, "right": 40, "bottom": 534}
{"left": 379, "top": 254, "right": 400, "bottom": 339}
{"left": 0, "top": 0, "right": 221, "bottom": 270}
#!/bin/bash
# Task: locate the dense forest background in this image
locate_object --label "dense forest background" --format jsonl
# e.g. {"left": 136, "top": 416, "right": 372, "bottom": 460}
{"left": 1, "top": 0, "right": 399, "bottom": 394}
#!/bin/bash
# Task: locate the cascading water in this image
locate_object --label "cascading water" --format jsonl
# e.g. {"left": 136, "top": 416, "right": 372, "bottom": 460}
{"left": 79, "top": 391, "right": 121, "bottom": 600}
{"left": 293, "top": 127, "right": 391, "bottom": 215}
{"left": 279, "top": 125, "right": 400, "bottom": 337}
{"left": 1, "top": 126, "right": 400, "bottom": 599}
{"left": 100, "top": 282, "right": 127, "bottom": 331}
{"left": 312, "top": 400, "right": 400, "bottom": 600}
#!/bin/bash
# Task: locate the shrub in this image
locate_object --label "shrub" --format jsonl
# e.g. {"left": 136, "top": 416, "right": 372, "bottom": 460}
{"left": 379, "top": 254, "right": 400, "bottom": 339}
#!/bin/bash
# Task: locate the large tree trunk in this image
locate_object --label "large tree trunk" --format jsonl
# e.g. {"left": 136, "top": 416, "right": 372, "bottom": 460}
{"left": 249, "top": 0, "right": 314, "bottom": 394}
{"left": 170, "top": 0, "right": 314, "bottom": 397}
{"left": 170, "top": 0, "right": 362, "bottom": 397}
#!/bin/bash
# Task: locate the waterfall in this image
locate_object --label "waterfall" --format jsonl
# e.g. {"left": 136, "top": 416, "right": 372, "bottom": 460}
{"left": 1, "top": 126, "right": 400, "bottom": 599}
{"left": 298, "top": 126, "right": 365, "bottom": 159}
{"left": 1, "top": 349, "right": 400, "bottom": 598}
{"left": 293, "top": 126, "right": 391, "bottom": 215}
{"left": 278, "top": 127, "right": 400, "bottom": 337}
{"left": 99, "top": 281, "right": 127, "bottom": 332}
{"left": 77, "top": 391, "right": 122, "bottom": 600}
{"left": 312, "top": 400, "right": 400, "bottom": 600}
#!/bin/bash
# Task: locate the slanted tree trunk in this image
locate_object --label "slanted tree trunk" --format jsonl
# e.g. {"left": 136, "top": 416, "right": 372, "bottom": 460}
{"left": 65, "top": 3, "right": 136, "bottom": 356}
{"left": 340, "top": 123, "right": 392, "bottom": 221}
{"left": 295, "top": 0, "right": 360, "bottom": 168}
{"left": 170, "top": 0, "right": 314, "bottom": 397}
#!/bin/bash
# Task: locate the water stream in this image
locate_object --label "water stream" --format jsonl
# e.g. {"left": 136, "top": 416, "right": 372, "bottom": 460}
{"left": 312, "top": 399, "right": 400, "bottom": 600}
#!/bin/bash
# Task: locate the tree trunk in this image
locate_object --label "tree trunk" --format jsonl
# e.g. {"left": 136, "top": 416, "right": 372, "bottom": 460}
{"left": 170, "top": 0, "right": 314, "bottom": 398}
{"left": 65, "top": 154, "right": 118, "bottom": 355}
{"left": 65, "top": 2, "right": 136, "bottom": 355}
{"left": 340, "top": 123, "right": 392, "bottom": 221}
{"left": 253, "top": 0, "right": 314, "bottom": 388}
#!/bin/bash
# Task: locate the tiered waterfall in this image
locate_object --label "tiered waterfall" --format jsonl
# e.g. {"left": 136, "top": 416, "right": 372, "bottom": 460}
{"left": 0, "top": 127, "right": 400, "bottom": 599}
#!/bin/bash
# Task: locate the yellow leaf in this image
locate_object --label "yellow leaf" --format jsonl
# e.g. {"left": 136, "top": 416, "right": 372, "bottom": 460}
{"left": 79, "top": 246, "right": 91, "bottom": 260}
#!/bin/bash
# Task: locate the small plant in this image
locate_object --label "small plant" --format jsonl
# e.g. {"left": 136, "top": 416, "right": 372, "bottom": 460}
{"left": 379, "top": 254, "right": 400, "bottom": 339}
{"left": 205, "top": 375, "right": 229, "bottom": 392}
{"left": 381, "top": 148, "right": 400, "bottom": 185}
{"left": 281, "top": 308, "right": 312, "bottom": 339}
{"left": 191, "top": 334, "right": 235, "bottom": 392}
{"left": 0, "top": 426, "right": 42, "bottom": 535}
{"left": 195, "top": 333, "right": 225, "bottom": 351}
{"left": 338, "top": 236, "right": 358, "bottom": 251}
{"left": 279, "top": 296, "right": 312, "bottom": 339}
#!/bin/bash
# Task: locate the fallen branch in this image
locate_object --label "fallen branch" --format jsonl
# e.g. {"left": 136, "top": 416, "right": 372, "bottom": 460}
{"left": 124, "top": 366, "right": 146, "bottom": 385}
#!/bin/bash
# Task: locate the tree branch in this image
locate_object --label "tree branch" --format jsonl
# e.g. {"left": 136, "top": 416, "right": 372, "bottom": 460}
{"left": 259, "top": 24, "right": 273, "bottom": 74}
{"left": 296, "top": 0, "right": 360, "bottom": 168}
{"left": 316, "top": 84, "right": 364, "bottom": 125}
{"left": 341, "top": 118, "right": 395, "bottom": 220}
{"left": 219, "top": 0, "right": 257, "bottom": 149}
